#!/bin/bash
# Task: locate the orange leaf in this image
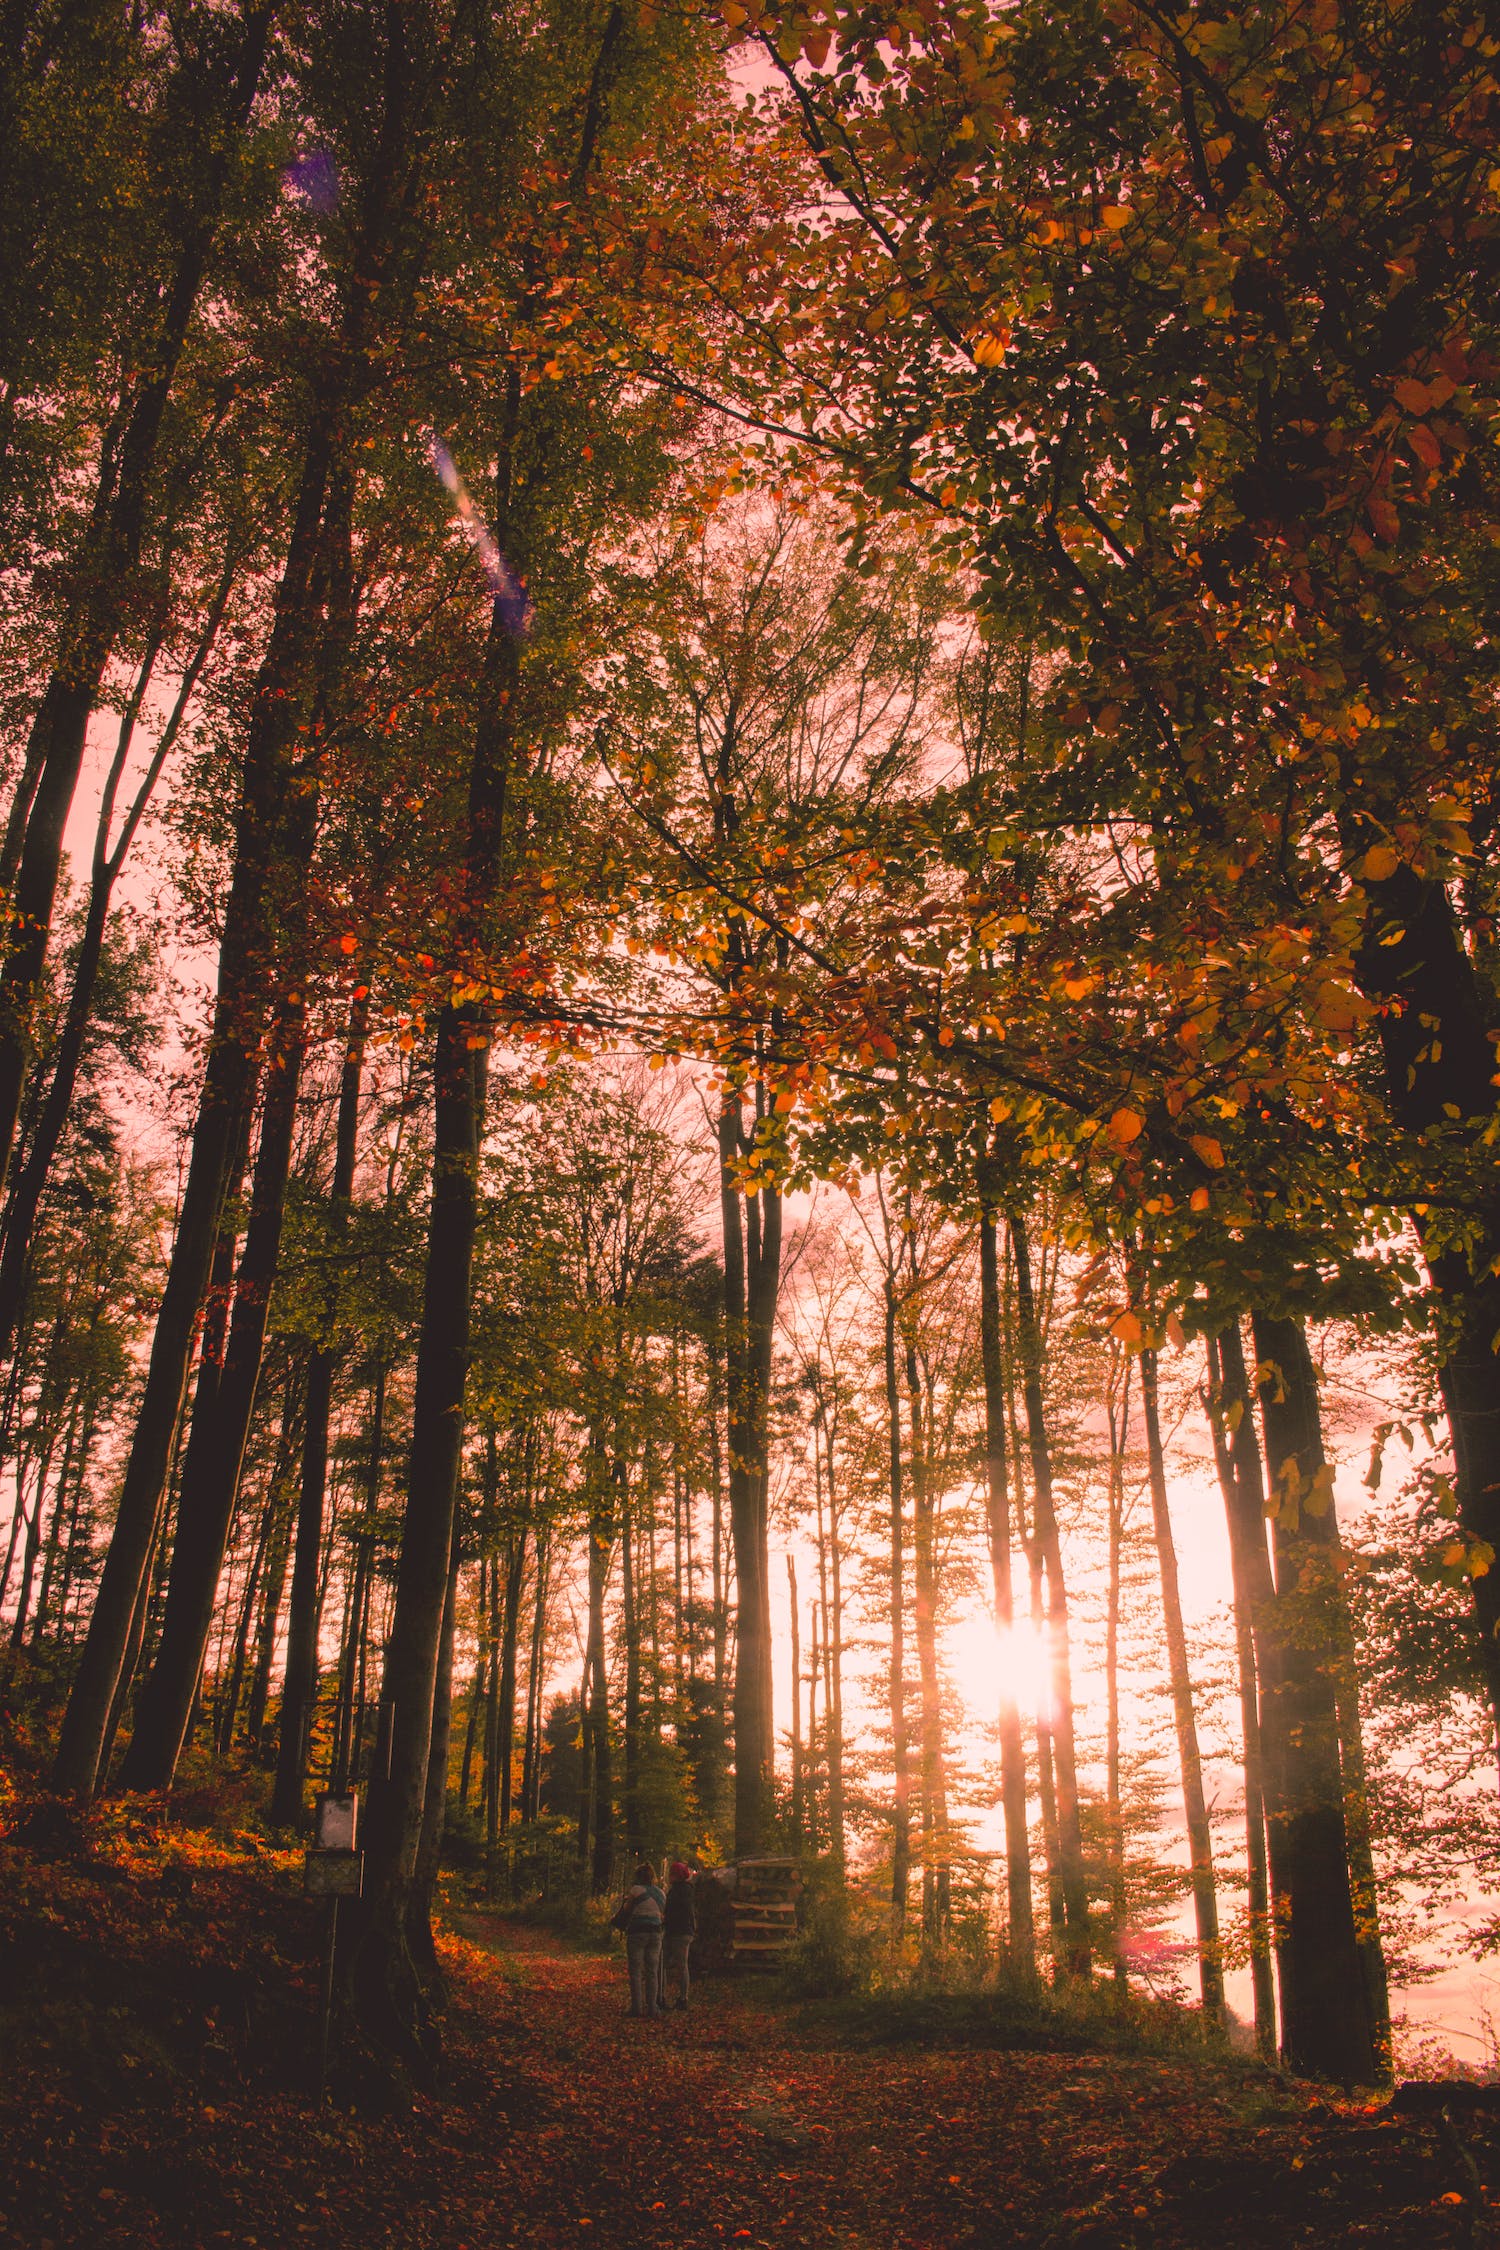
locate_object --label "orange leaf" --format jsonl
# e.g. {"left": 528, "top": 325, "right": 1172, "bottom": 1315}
{"left": 1189, "top": 1133, "right": 1225, "bottom": 1169}
{"left": 1393, "top": 377, "right": 1431, "bottom": 413}
{"left": 1108, "top": 1107, "right": 1144, "bottom": 1148}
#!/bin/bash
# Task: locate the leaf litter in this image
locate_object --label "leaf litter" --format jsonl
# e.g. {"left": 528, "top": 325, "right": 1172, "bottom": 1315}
{"left": 0, "top": 1843, "right": 1493, "bottom": 2249}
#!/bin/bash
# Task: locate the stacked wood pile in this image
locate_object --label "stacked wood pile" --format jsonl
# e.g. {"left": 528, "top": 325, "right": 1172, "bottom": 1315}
{"left": 694, "top": 1857, "right": 801, "bottom": 1971}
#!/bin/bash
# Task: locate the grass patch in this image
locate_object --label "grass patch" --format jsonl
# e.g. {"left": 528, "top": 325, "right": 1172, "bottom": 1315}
{"left": 789, "top": 1977, "right": 1234, "bottom": 2062}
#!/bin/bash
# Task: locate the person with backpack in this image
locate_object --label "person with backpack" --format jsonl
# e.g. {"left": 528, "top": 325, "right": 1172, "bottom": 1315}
{"left": 660, "top": 1861, "right": 696, "bottom": 2012}
{"left": 616, "top": 1861, "right": 666, "bottom": 2019}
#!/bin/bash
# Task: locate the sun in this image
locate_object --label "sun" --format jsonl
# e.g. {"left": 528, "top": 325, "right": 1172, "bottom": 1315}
{"left": 945, "top": 1607, "right": 1054, "bottom": 1721}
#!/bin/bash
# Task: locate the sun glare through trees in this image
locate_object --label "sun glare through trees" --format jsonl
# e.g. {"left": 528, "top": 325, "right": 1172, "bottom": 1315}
{"left": 2, "top": 3, "right": 1500, "bottom": 2245}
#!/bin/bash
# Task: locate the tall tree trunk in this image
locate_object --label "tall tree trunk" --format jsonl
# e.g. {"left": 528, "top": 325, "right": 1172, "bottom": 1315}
{"left": 707, "top": 1320, "right": 728, "bottom": 1720}
{"left": 408, "top": 1539, "right": 461, "bottom": 1985}
{"left": 1250, "top": 1310, "right": 1381, "bottom": 2084}
{"left": 1010, "top": 1210, "right": 1090, "bottom": 1979}
{"left": 243, "top": 1453, "right": 297, "bottom": 1755}
{"left": 0, "top": 555, "right": 236, "bottom": 1369}
{"left": 53, "top": 405, "right": 341, "bottom": 1801}
{"left": 1354, "top": 865, "right": 1500, "bottom": 1748}
{"left": 330, "top": 1361, "right": 384, "bottom": 1792}
{"left": 215, "top": 1462, "right": 279, "bottom": 1753}
{"left": 35, "top": 1391, "right": 95, "bottom": 1645}
{"left": 352, "top": 1008, "right": 490, "bottom": 2064}
{"left": 120, "top": 1001, "right": 308, "bottom": 1789}
{"left": 1204, "top": 1327, "right": 1277, "bottom": 2061}
{"left": 272, "top": 992, "right": 368, "bottom": 1824}
{"left": 621, "top": 1480, "right": 642, "bottom": 1855}
{"left": 905, "top": 1329, "right": 949, "bottom": 1939}
{"left": 585, "top": 1507, "right": 616, "bottom": 1895}
{"left": 521, "top": 1530, "right": 548, "bottom": 1824}
{"left": 882, "top": 1273, "right": 911, "bottom": 1926}
{"left": 497, "top": 1521, "right": 526, "bottom": 1836}
{"left": 787, "top": 1551, "right": 803, "bottom": 1847}
{"left": 1104, "top": 1353, "right": 1129, "bottom": 1989}
{"left": 719, "top": 1090, "right": 780, "bottom": 1855}
{"left": 811, "top": 1390, "right": 846, "bottom": 1873}
{"left": 1140, "top": 1345, "right": 1226, "bottom": 2030}
{"left": 978, "top": 1209, "right": 1034, "bottom": 1980}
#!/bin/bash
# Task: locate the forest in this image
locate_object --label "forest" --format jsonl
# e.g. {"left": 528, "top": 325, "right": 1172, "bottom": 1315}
{"left": 2, "top": 2, "right": 1500, "bottom": 2241}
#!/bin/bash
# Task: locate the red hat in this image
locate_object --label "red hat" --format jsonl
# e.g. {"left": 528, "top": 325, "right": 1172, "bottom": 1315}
{"left": 669, "top": 1861, "right": 691, "bottom": 1882}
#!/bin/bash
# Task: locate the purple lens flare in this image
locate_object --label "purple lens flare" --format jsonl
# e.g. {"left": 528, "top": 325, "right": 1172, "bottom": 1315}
{"left": 427, "top": 436, "right": 534, "bottom": 638}
{"left": 283, "top": 147, "right": 340, "bottom": 213}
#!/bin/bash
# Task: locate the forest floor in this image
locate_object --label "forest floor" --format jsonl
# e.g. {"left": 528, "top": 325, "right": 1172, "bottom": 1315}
{"left": 0, "top": 1830, "right": 1494, "bottom": 2250}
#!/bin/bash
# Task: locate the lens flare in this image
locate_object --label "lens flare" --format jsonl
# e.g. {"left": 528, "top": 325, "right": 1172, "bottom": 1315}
{"left": 427, "top": 436, "right": 534, "bottom": 638}
{"left": 283, "top": 148, "right": 339, "bottom": 213}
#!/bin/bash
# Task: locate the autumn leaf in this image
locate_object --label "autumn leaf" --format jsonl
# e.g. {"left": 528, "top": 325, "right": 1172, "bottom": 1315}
{"left": 1360, "top": 844, "right": 1400, "bottom": 882}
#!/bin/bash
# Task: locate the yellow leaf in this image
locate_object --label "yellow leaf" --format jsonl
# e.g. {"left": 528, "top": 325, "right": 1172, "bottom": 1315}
{"left": 989, "top": 1097, "right": 1012, "bottom": 1122}
{"left": 1111, "top": 1310, "right": 1143, "bottom": 1346}
{"left": 971, "top": 329, "right": 1010, "bottom": 367}
{"left": 1360, "top": 844, "right": 1399, "bottom": 882}
{"left": 1100, "top": 204, "right": 1132, "bottom": 230}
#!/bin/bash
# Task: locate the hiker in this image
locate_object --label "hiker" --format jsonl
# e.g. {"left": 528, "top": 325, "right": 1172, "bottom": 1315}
{"left": 618, "top": 1860, "right": 666, "bottom": 2019}
{"left": 660, "top": 1860, "right": 696, "bottom": 2012}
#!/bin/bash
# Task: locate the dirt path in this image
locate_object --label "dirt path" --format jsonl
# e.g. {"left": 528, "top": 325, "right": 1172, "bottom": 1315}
{"left": 0, "top": 1894, "right": 1482, "bottom": 2249}
{"left": 430, "top": 1915, "right": 1472, "bottom": 2250}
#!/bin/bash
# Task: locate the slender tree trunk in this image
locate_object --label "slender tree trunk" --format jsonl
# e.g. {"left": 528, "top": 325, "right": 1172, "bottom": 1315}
{"left": 121, "top": 1003, "right": 308, "bottom": 1790}
{"left": 0, "top": 559, "right": 236, "bottom": 1367}
{"left": 331, "top": 1361, "right": 384, "bottom": 1793}
{"left": 1104, "top": 1354, "right": 1129, "bottom": 1989}
{"left": 408, "top": 1540, "right": 461, "bottom": 1984}
{"left": 1205, "top": 1327, "right": 1277, "bottom": 2060}
{"left": 719, "top": 1092, "right": 780, "bottom": 1855}
{"left": 244, "top": 1461, "right": 296, "bottom": 1755}
{"left": 621, "top": 1480, "right": 642, "bottom": 1855}
{"left": 787, "top": 1552, "right": 803, "bottom": 1847}
{"left": 978, "top": 1208, "right": 1034, "bottom": 1980}
{"left": 272, "top": 992, "right": 367, "bottom": 1824}
{"left": 53, "top": 405, "right": 341, "bottom": 1801}
{"left": 216, "top": 1467, "right": 278, "bottom": 1753}
{"left": 1010, "top": 1210, "right": 1090, "bottom": 1978}
{"left": 8, "top": 1422, "right": 62, "bottom": 1648}
{"left": 521, "top": 1530, "right": 548, "bottom": 1823}
{"left": 812, "top": 1397, "right": 846, "bottom": 1873}
{"left": 585, "top": 1509, "right": 615, "bottom": 1895}
{"left": 35, "top": 1393, "right": 95, "bottom": 1645}
{"left": 905, "top": 1330, "right": 949, "bottom": 1939}
{"left": 1140, "top": 1346, "right": 1226, "bottom": 2030}
{"left": 497, "top": 1522, "right": 526, "bottom": 1836}
{"left": 1250, "top": 1310, "right": 1380, "bottom": 2084}
{"left": 707, "top": 1323, "right": 728, "bottom": 1719}
{"left": 883, "top": 1274, "right": 911, "bottom": 1926}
